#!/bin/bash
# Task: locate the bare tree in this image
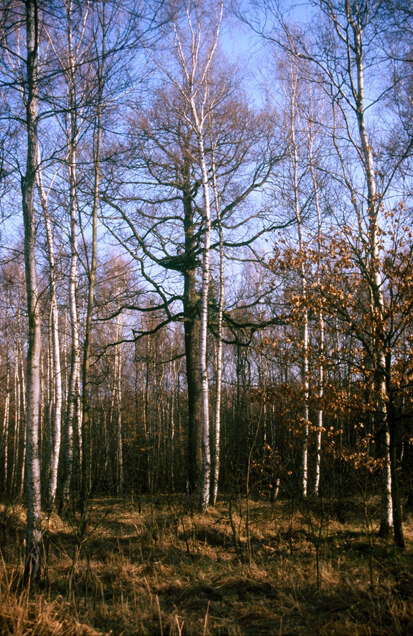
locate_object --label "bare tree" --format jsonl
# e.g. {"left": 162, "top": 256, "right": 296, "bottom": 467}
{"left": 149, "top": 0, "right": 224, "bottom": 508}
{"left": 21, "top": 0, "right": 42, "bottom": 582}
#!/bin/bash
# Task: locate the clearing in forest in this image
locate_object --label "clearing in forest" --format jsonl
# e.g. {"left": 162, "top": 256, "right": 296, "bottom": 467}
{"left": 1, "top": 495, "right": 413, "bottom": 635}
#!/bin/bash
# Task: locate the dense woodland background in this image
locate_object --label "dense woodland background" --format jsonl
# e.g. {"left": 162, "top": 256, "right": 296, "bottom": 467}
{"left": 1, "top": 0, "right": 413, "bottom": 611}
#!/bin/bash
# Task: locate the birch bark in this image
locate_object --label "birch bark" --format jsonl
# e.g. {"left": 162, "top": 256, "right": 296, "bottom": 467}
{"left": 308, "top": 117, "right": 324, "bottom": 496}
{"left": 309, "top": 0, "right": 400, "bottom": 544}
{"left": 287, "top": 61, "right": 310, "bottom": 498}
{"left": 55, "top": 1, "right": 90, "bottom": 509}
{"left": 346, "top": 3, "right": 396, "bottom": 541}
{"left": 36, "top": 159, "right": 62, "bottom": 510}
{"left": 185, "top": 2, "right": 223, "bottom": 510}
{"left": 22, "top": 0, "right": 42, "bottom": 582}
{"left": 191, "top": 100, "right": 213, "bottom": 509}
{"left": 81, "top": 10, "right": 103, "bottom": 507}
{"left": 209, "top": 148, "right": 224, "bottom": 506}
{"left": 1, "top": 358, "right": 10, "bottom": 492}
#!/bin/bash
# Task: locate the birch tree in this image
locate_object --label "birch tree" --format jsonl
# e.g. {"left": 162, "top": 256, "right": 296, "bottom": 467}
{"left": 209, "top": 132, "right": 224, "bottom": 506}
{"left": 315, "top": 0, "right": 402, "bottom": 546}
{"left": 21, "top": 0, "right": 42, "bottom": 582}
{"left": 36, "top": 158, "right": 62, "bottom": 510}
{"left": 46, "top": 0, "right": 91, "bottom": 509}
{"left": 80, "top": 0, "right": 104, "bottom": 509}
{"left": 274, "top": 49, "right": 312, "bottom": 497}
{"left": 308, "top": 117, "right": 325, "bottom": 497}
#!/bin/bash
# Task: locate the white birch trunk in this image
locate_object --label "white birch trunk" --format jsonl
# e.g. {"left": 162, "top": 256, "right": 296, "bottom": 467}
{"left": 380, "top": 429, "right": 393, "bottom": 529}
{"left": 81, "top": 61, "right": 102, "bottom": 505}
{"left": 62, "top": 13, "right": 82, "bottom": 506}
{"left": 191, "top": 97, "right": 212, "bottom": 510}
{"left": 2, "top": 360, "right": 11, "bottom": 490}
{"left": 103, "top": 411, "right": 109, "bottom": 475}
{"left": 302, "top": 300, "right": 310, "bottom": 499}
{"left": 314, "top": 312, "right": 324, "bottom": 496}
{"left": 169, "top": 344, "right": 178, "bottom": 493}
{"left": 36, "top": 158, "right": 62, "bottom": 509}
{"left": 62, "top": 142, "right": 81, "bottom": 505}
{"left": 349, "top": 12, "right": 393, "bottom": 534}
{"left": 309, "top": 125, "right": 324, "bottom": 496}
{"left": 289, "top": 66, "right": 310, "bottom": 498}
{"left": 22, "top": 0, "right": 42, "bottom": 582}
{"left": 210, "top": 152, "right": 224, "bottom": 506}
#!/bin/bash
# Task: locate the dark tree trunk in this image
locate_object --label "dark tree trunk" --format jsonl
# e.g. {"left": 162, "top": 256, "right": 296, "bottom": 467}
{"left": 388, "top": 400, "right": 405, "bottom": 549}
{"left": 183, "top": 165, "right": 202, "bottom": 494}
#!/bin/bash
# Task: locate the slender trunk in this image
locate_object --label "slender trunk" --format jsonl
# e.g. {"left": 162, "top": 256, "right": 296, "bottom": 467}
{"left": 379, "top": 427, "right": 393, "bottom": 536}
{"left": 389, "top": 427, "right": 404, "bottom": 548}
{"left": 81, "top": 79, "right": 103, "bottom": 507}
{"left": 210, "top": 151, "right": 223, "bottom": 506}
{"left": 309, "top": 126, "right": 324, "bottom": 496}
{"left": 61, "top": 11, "right": 82, "bottom": 508}
{"left": 63, "top": 152, "right": 81, "bottom": 506}
{"left": 11, "top": 348, "right": 21, "bottom": 495}
{"left": 191, "top": 98, "right": 212, "bottom": 510}
{"left": 1, "top": 358, "right": 11, "bottom": 492}
{"left": 169, "top": 352, "right": 177, "bottom": 493}
{"left": 289, "top": 67, "right": 309, "bottom": 497}
{"left": 103, "top": 410, "right": 109, "bottom": 475}
{"left": 22, "top": 0, "right": 42, "bottom": 582}
{"left": 115, "top": 315, "right": 123, "bottom": 494}
{"left": 387, "top": 380, "right": 404, "bottom": 547}
{"left": 36, "top": 158, "right": 62, "bottom": 510}
{"left": 302, "top": 302, "right": 309, "bottom": 499}
{"left": 39, "top": 354, "right": 45, "bottom": 491}
{"left": 58, "top": 318, "right": 74, "bottom": 510}
{"left": 19, "top": 349, "right": 28, "bottom": 500}
{"left": 349, "top": 10, "right": 396, "bottom": 538}
{"left": 314, "top": 314, "right": 324, "bottom": 496}
{"left": 144, "top": 340, "right": 151, "bottom": 492}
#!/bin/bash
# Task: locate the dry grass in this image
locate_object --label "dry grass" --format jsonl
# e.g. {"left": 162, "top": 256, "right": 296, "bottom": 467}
{"left": 0, "top": 495, "right": 412, "bottom": 635}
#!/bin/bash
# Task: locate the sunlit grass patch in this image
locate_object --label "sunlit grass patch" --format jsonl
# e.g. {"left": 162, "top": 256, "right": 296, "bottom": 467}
{"left": 0, "top": 495, "right": 412, "bottom": 634}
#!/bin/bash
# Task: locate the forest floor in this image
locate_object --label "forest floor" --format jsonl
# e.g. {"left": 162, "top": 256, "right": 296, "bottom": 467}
{"left": 1, "top": 494, "right": 413, "bottom": 635}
